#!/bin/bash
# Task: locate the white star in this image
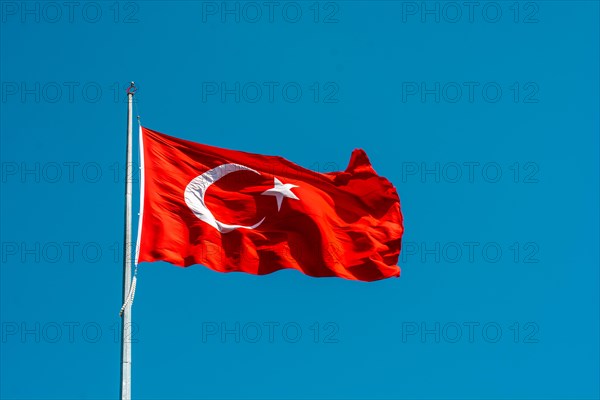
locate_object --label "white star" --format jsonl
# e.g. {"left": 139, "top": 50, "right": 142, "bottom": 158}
{"left": 261, "top": 177, "right": 299, "bottom": 211}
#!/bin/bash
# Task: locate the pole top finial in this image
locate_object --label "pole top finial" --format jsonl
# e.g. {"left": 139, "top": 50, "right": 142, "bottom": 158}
{"left": 127, "top": 82, "right": 137, "bottom": 95}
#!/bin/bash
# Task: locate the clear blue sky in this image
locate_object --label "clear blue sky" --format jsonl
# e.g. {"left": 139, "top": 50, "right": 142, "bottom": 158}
{"left": 1, "top": 1, "right": 599, "bottom": 399}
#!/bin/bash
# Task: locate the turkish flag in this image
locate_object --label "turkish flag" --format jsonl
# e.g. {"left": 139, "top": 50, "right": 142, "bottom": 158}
{"left": 136, "top": 127, "right": 404, "bottom": 281}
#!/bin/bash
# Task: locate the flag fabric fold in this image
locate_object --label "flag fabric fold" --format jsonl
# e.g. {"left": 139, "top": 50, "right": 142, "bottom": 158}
{"left": 137, "top": 126, "right": 404, "bottom": 282}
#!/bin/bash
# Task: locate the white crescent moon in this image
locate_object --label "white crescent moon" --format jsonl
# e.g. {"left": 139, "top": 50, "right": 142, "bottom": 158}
{"left": 184, "top": 163, "right": 265, "bottom": 233}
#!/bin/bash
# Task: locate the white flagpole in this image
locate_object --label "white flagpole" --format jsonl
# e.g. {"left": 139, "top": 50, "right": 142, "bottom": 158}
{"left": 120, "top": 82, "right": 135, "bottom": 400}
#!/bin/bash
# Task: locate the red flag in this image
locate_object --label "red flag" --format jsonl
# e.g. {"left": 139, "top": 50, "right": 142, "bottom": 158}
{"left": 136, "top": 127, "right": 404, "bottom": 281}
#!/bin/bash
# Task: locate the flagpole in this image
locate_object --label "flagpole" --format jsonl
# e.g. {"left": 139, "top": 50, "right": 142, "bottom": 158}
{"left": 120, "top": 82, "right": 135, "bottom": 400}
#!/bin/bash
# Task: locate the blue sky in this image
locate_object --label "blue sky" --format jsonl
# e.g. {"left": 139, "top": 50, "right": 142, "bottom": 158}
{"left": 1, "top": 1, "right": 599, "bottom": 399}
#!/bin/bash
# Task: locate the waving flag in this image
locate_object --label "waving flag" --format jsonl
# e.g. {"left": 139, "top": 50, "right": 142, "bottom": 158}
{"left": 136, "top": 127, "right": 404, "bottom": 281}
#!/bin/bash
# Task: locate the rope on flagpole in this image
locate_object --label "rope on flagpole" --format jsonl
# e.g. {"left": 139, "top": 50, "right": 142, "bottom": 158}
{"left": 119, "top": 265, "right": 138, "bottom": 317}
